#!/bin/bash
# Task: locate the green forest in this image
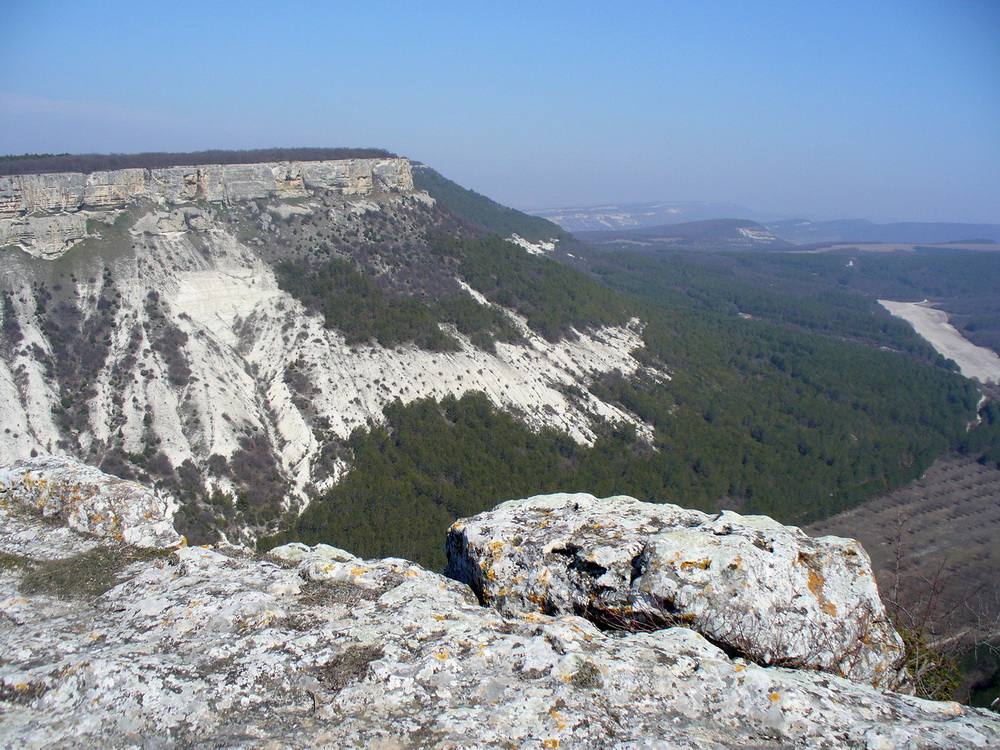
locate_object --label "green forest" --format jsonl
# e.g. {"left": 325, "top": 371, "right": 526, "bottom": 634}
{"left": 274, "top": 234, "right": 633, "bottom": 350}
{"left": 264, "top": 239, "right": 980, "bottom": 570}
{"left": 412, "top": 167, "right": 569, "bottom": 243}
{"left": 582, "top": 247, "right": 1000, "bottom": 355}
{"left": 261, "top": 174, "right": 993, "bottom": 573}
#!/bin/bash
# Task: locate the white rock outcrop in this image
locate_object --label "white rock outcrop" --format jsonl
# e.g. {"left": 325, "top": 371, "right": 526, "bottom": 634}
{"left": 445, "top": 492, "right": 906, "bottom": 689}
{"left": 1, "top": 476, "right": 998, "bottom": 748}
{"left": 0, "top": 456, "right": 181, "bottom": 548}
{"left": 0, "top": 158, "right": 413, "bottom": 257}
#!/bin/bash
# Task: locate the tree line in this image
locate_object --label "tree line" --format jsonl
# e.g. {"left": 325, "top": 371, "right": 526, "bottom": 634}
{"left": 0, "top": 147, "right": 397, "bottom": 176}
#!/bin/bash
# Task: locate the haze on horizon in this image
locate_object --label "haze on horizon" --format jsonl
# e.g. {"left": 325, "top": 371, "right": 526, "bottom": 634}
{"left": 1, "top": 0, "right": 997, "bottom": 225}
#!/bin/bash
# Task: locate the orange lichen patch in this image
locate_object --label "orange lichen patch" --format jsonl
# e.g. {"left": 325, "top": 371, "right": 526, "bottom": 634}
{"left": 734, "top": 664, "right": 746, "bottom": 673}
{"left": 349, "top": 567, "right": 368, "bottom": 576}
{"left": 432, "top": 614, "right": 446, "bottom": 622}
{"left": 542, "top": 740, "right": 560, "bottom": 749}
{"left": 806, "top": 567, "right": 838, "bottom": 618}
{"left": 769, "top": 692, "right": 780, "bottom": 702}
{"left": 404, "top": 568, "right": 419, "bottom": 578}
{"left": 435, "top": 652, "right": 450, "bottom": 660}
{"left": 680, "top": 559, "right": 711, "bottom": 572}
{"left": 805, "top": 567, "right": 822, "bottom": 596}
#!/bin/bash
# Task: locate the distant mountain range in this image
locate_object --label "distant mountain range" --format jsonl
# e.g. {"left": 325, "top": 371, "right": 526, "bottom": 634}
{"left": 530, "top": 202, "right": 1000, "bottom": 246}
{"left": 764, "top": 218, "right": 1000, "bottom": 245}
{"left": 575, "top": 218, "right": 790, "bottom": 251}
{"left": 528, "top": 201, "right": 784, "bottom": 232}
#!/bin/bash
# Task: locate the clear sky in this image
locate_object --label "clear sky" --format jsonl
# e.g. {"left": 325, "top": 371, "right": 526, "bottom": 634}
{"left": 1, "top": 0, "right": 997, "bottom": 223}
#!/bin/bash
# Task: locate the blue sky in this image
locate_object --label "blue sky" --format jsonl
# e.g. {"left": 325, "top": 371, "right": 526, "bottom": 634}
{"left": 1, "top": 0, "right": 997, "bottom": 222}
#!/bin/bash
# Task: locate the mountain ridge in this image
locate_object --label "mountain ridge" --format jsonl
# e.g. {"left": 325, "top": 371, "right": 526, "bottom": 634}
{"left": 528, "top": 200, "right": 1000, "bottom": 245}
{"left": 0, "top": 154, "right": 655, "bottom": 546}
{"left": 0, "top": 151, "right": 983, "bottom": 568}
{"left": 575, "top": 218, "right": 790, "bottom": 251}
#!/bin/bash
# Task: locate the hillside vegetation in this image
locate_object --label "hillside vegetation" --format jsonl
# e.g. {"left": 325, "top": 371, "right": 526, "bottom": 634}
{"left": 582, "top": 247, "right": 1000, "bottom": 355}
{"left": 266, "top": 242, "right": 979, "bottom": 570}
{"left": 413, "top": 166, "right": 570, "bottom": 243}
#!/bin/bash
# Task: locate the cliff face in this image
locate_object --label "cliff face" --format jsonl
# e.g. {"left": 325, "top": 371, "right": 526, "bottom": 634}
{"left": 0, "top": 458, "right": 997, "bottom": 749}
{"left": 0, "top": 158, "right": 413, "bottom": 258}
{"left": 0, "top": 157, "right": 649, "bottom": 544}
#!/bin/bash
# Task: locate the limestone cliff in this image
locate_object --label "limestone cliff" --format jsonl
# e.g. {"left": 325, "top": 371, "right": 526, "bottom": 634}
{"left": 0, "top": 157, "right": 648, "bottom": 544}
{"left": 0, "top": 158, "right": 413, "bottom": 258}
{"left": 0, "top": 458, "right": 997, "bottom": 749}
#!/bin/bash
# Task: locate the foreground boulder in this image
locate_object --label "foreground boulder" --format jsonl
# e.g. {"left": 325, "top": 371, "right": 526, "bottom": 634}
{"left": 446, "top": 492, "right": 906, "bottom": 689}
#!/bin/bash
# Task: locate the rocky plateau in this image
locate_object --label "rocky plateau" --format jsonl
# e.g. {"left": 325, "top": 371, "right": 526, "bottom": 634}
{"left": 1, "top": 457, "right": 999, "bottom": 749}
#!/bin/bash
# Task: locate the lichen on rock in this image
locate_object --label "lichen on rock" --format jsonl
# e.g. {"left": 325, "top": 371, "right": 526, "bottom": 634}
{"left": 0, "top": 468, "right": 998, "bottom": 748}
{"left": 445, "top": 492, "right": 907, "bottom": 689}
{"left": 0, "top": 456, "right": 181, "bottom": 549}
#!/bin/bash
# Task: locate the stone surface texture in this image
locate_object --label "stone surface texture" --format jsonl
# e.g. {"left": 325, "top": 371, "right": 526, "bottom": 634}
{"left": 0, "top": 158, "right": 413, "bottom": 257}
{"left": 446, "top": 492, "right": 906, "bottom": 690}
{"left": 0, "top": 472, "right": 998, "bottom": 748}
{"left": 0, "top": 456, "right": 181, "bottom": 548}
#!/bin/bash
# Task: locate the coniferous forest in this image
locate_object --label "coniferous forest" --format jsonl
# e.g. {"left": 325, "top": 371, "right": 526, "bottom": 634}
{"left": 264, "top": 204, "right": 986, "bottom": 570}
